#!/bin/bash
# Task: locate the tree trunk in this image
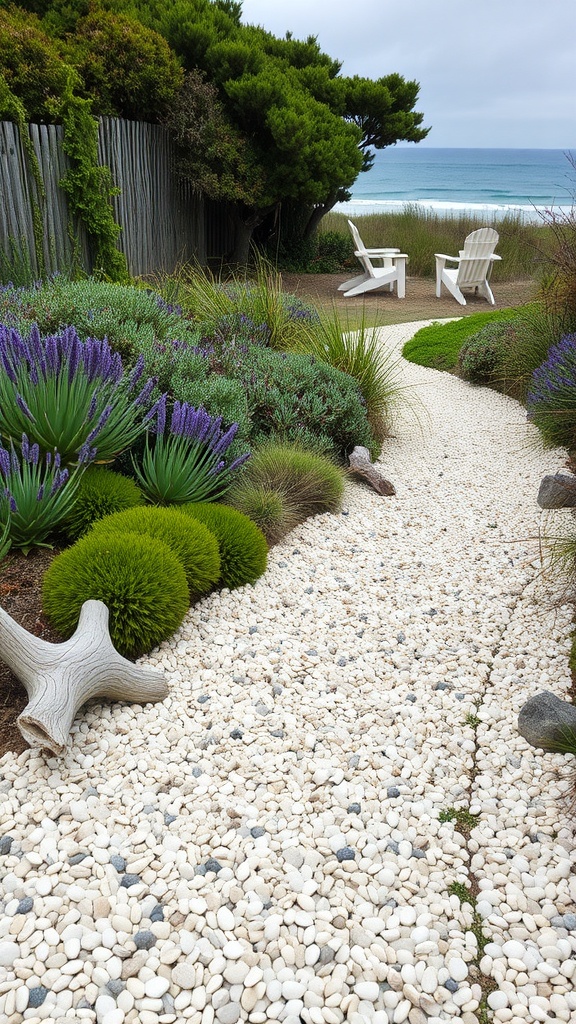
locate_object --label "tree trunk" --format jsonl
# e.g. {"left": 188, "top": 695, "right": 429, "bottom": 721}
{"left": 0, "top": 600, "right": 168, "bottom": 755}
{"left": 303, "top": 197, "right": 340, "bottom": 240}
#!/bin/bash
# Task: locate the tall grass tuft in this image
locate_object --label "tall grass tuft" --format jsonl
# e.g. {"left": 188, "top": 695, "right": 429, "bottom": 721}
{"left": 156, "top": 254, "right": 318, "bottom": 350}
{"left": 294, "top": 306, "right": 406, "bottom": 441}
{"left": 226, "top": 442, "right": 345, "bottom": 544}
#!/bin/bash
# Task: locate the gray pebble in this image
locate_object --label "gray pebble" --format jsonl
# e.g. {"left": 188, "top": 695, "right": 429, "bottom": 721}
{"left": 149, "top": 904, "right": 164, "bottom": 922}
{"left": 318, "top": 946, "right": 335, "bottom": 964}
{"left": 230, "top": 728, "right": 244, "bottom": 739}
{"left": 347, "top": 803, "right": 361, "bottom": 814}
{"left": 164, "top": 813, "right": 177, "bottom": 825}
{"left": 133, "top": 930, "right": 156, "bottom": 950}
{"left": 110, "top": 855, "right": 127, "bottom": 872}
{"left": 269, "top": 729, "right": 285, "bottom": 738}
{"left": 0, "top": 836, "right": 14, "bottom": 855}
{"left": 120, "top": 874, "right": 142, "bottom": 888}
{"left": 107, "top": 979, "right": 125, "bottom": 996}
{"left": 250, "top": 827, "right": 266, "bottom": 838}
{"left": 336, "top": 847, "right": 356, "bottom": 862}
{"left": 198, "top": 694, "right": 210, "bottom": 703}
{"left": 387, "top": 787, "right": 401, "bottom": 798}
{"left": 16, "top": 896, "right": 34, "bottom": 914}
{"left": 69, "top": 852, "right": 87, "bottom": 865}
{"left": 204, "top": 858, "right": 222, "bottom": 873}
{"left": 563, "top": 913, "right": 576, "bottom": 930}
{"left": 28, "top": 987, "right": 48, "bottom": 1009}
{"left": 445, "top": 979, "right": 459, "bottom": 992}
{"left": 405, "top": 693, "right": 417, "bottom": 703}
{"left": 191, "top": 766, "right": 202, "bottom": 777}
{"left": 143, "top": 804, "right": 155, "bottom": 814}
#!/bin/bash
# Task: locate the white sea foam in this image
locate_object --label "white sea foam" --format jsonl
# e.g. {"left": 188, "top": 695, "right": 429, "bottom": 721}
{"left": 334, "top": 197, "right": 573, "bottom": 223}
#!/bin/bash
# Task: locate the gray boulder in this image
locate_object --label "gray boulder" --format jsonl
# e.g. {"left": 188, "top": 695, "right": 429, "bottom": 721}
{"left": 537, "top": 473, "right": 576, "bottom": 509}
{"left": 518, "top": 691, "right": 576, "bottom": 753}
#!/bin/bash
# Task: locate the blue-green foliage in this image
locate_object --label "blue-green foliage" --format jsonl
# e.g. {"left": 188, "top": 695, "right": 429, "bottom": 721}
{"left": 0, "top": 277, "right": 198, "bottom": 365}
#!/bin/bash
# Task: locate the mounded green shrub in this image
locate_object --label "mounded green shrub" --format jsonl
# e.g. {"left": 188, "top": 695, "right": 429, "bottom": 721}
{"left": 180, "top": 502, "right": 268, "bottom": 589}
{"left": 62, "top": 466, "right": 145, "bottom": 541}
{"left": 224, "top": 348, "right": 378, "bottom": 462}
{"left": 89, "top": 506, "right": 220, "bottom": 599}
{"left": 226, "top": 443, "right": 345, "bottom": 543}
{"left": 42, "top": 532, "right": 189, "bottom": 658}
{"left": 457, "top": 322, "right": 516, "bottom": 385}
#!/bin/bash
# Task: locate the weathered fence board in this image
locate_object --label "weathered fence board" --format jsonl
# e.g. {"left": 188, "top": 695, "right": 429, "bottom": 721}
{"left": 0, "top": 117, "right": 224, "bottom": 280}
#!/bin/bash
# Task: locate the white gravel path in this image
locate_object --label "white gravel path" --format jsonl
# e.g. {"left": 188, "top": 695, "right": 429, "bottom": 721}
{"left": 1, "top": 319, "right": 575, "bottom": 1024}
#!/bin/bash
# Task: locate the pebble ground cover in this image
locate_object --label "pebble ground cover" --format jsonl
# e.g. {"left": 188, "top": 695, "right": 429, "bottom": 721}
{"left": 0, "top": 320, "right": 575, "bottom": 1024}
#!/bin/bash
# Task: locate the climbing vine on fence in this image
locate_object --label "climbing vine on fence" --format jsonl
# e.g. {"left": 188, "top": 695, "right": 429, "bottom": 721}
{"left": 55, "top": 80, "right": 129, "bottom": 284}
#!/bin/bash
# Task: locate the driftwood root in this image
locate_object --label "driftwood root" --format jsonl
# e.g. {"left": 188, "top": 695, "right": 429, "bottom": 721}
{"left": 0, "top": 599, "right": 167, "bottom": 755}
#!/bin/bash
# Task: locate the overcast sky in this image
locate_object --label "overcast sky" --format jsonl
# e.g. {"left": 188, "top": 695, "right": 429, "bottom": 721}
{"left": 240, "top": 0, "right": 576, "bottom": 149}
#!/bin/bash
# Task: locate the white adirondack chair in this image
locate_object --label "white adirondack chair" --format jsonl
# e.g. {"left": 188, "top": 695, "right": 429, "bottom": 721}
{"left": 435, "top": 227, "right": 501, "bottom": 305}
{"left": 339, "top": 220, "right": 408, "bottom": 298}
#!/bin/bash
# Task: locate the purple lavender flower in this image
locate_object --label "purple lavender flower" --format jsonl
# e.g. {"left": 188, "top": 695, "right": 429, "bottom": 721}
{"left": 16, "top": 393, "right": 35, "bottom": 421}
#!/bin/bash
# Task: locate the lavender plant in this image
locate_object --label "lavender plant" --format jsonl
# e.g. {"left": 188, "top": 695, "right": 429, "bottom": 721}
{"left": 526, "top": 333, "right": 576, "bottom": 451}
{"left": 133, "top": 395, "right": 251, "bottom": 505}
{"left": 0, "top": 324, "right": 156, "bottom": 465}
{"left": 0, "top": 435, "right": 85, "bottom": 553}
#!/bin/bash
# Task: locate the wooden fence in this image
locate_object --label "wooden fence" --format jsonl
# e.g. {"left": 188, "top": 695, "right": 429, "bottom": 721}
{"left": 0, "top": 117, "right": 231, "bottom": 280}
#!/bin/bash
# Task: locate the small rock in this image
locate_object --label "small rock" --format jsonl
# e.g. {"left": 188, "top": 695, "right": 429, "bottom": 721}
{"left": 133, "top": 930, "right": 156, "bottom": 950}
{"left": 336, "top": 847, "right": 356, "bottom": 862}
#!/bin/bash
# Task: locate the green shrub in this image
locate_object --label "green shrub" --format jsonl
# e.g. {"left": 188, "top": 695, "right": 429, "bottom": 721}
{"left": 225, "top": 485, "right": 293, "bottom": 546}
{"left": 229, "top": 347, "right": 378, "bottom": 462}
{"left": 89, "top": 505, "right": 221, "bottom": 599}
{"left": 180, "top": 502, "right": 268, "bottom": 588}
{"left": 0, "top": 278, "right": 198, "bottom": 366}
{"left": 457, "top": 322, "right": 516, "bottom": 385}
{"left": 226, "top": 443, "right": 345, "bottom": 543}
{"left": 42, "top": 531, "right": 189, "bottom": 658}
{"left": 171, "top": 375, "right": 250, "bottom": 444}
{"left": 62, "top": 466, "right": 144, "bottom": 541}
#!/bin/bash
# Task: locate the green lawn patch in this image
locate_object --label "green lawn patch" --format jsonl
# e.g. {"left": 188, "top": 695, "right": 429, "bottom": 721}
{"left": 402, "top": 306, "right": 528, "bottom": 372}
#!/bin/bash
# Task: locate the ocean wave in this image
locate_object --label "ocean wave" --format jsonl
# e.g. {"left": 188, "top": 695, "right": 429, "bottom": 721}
{"left": 333, "top": 198, "right": 573, "bottom": 223}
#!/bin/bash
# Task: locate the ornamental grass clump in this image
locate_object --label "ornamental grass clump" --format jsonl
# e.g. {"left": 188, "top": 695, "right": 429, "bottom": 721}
{"left": 526, "top": 333, "right": 576, "bottom": 451}
{"left": 134, "top": 394, "right": 251, "bottom": 505}
{"left": 180, "top": 502, "right": 268, "bottom": 589}
{"left": 42, "top": 532, "right": 189, "bottom": 658}
{"left": 61, "top": 466, "right": 144, "bottom": 542}
{"left": 0, "top": 434, "right": 85, "bottom": 554}
{"left": 90, "top": 505, "right": 220, "bottom": 600}
{"left": 226, "top": 443, "right": 345, "bottom": 544}
{"left": 0, "top": 324, "right": 156, "bottom": 465}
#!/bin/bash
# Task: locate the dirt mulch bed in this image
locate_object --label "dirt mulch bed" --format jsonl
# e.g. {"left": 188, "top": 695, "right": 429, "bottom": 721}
{"left": 0, "top": 548, "right": 62, "bottom": 758}
{"left": 279, "top": 272, "right": 538, "bottom": 322}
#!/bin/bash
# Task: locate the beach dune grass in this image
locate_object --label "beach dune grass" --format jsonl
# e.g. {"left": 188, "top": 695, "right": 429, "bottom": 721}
{"left": 322, "top": 208, "right": 552, "bottom": 280}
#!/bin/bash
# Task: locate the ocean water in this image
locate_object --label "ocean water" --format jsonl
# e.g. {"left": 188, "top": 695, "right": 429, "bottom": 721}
{"left": 335, "top": 148, "right": 575, "bottom": 223}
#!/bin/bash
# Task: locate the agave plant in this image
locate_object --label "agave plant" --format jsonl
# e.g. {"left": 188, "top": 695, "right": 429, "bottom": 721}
{"left": 0, "top": 434, "right": 87, "bottom": 553}
{"left": 0, "top": 324, "right": 157, "bottom": 465}
{"left": 134, "top": 394, "right": 251, "bottom": 505}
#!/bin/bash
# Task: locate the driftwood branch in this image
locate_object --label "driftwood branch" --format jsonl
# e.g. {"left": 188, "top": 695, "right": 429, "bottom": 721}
{"left": 348, "top": 446, "right": 396, "bottom": 496}
{"left": 0, "top": 600, "right": 167, "bottom": 755}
